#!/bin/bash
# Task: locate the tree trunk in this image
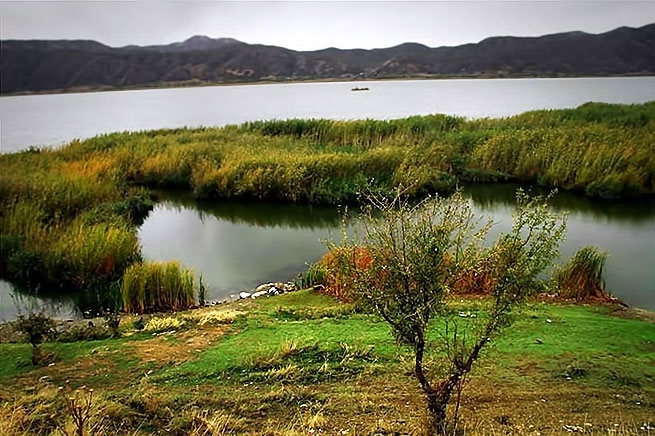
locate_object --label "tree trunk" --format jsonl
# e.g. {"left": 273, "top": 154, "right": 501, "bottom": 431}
{"left": 414, "top": 332, "right": 450, "bottom": 434}
{"left": 31, "top": 345, "right": 40, "bottom": 366}
{"left": 424, "top": 389, "right": 449, "bottom": 434}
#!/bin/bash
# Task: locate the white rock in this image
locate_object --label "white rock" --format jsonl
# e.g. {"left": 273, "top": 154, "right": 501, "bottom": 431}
{"left": 239, "top": 291, "right": 252, "bottom": 299}
{"left": 255, "top": 283, "right": 274, "bottom": 293}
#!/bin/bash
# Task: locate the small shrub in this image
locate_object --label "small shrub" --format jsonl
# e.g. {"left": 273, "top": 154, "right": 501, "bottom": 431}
{"left": 55, "top": 384, "right": 103, "bottom": 436}
{"left": 103, "top": 312, "right": 121, "bottom": 338}
{"left": 144, "top": 316, "right": 185, "bottom": 333}
{"left": 295, "top": 262, "right": 327, "bottom": 289}
{"left": 183, "top": 309, "right": 242, "bottom": 326}
{"left": 198, "top": 275, "right": 206, "bottom": 307}
{"left": 14, "top": 312, "right": 57, "bottom": 365}
{"left": 58, "top": 324, "right": 112, "bottom": 342}
{"left": 319, "top": 246, "right": 375, "bottom": 302}
{"left": 132, "top": 317, "right": 145, "bottom": 331}
{"left": 326, "top": 189, "right": 566, "bottom": 433}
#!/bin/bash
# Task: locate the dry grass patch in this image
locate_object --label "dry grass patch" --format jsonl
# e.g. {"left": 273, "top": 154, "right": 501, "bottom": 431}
{"left": 128, "top": 325, "right": 228, "bottom": 367}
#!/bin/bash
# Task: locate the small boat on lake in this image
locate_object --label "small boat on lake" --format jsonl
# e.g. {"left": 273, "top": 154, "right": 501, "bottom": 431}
{"left": 351, "top": 87, "right": 370, "bottom": 91}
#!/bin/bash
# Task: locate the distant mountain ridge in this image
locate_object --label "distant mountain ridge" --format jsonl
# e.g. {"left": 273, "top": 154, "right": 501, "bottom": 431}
{"left": 1, "top": 24, "right": 654, "bottom": 94}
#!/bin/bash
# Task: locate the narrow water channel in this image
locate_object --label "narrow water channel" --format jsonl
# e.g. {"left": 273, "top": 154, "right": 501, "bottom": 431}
{"left": 1, "top": 184, "right": 653, "bottom": 320}
{"left": 139, "top": 185, "right": 655, "bottom": 309}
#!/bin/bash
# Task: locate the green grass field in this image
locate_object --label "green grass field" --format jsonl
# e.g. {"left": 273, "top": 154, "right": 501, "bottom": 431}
{"left": 1, "top": 290, "right": 653, "bottom": 435}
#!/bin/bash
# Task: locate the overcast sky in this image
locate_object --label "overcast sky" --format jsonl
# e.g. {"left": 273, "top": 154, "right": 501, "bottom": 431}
{"left": 1, "top": 1, "right": 654, "bottom": 51}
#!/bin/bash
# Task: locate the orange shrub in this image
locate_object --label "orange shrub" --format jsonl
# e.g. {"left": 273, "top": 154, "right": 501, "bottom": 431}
{"left": 319, "top": 247, "right": 376, "bottom": 302}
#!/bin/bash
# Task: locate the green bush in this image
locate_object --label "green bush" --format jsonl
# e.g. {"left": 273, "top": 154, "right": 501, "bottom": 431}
{"left": 14, "top": 312, "right": 57, "bottom": 365}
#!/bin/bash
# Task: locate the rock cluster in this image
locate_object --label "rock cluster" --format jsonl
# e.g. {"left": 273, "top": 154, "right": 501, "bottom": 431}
{"left": 239, "top": 282, "right": 298, "bottom": 300}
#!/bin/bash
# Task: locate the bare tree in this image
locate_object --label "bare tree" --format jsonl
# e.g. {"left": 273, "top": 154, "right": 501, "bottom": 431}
{"left": 327, "top": 189, "right": 565, "bottom": 433}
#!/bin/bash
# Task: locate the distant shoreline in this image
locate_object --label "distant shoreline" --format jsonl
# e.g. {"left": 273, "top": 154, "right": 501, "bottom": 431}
{"left": 2, "top": 73, "right": 652, "bottom": 97}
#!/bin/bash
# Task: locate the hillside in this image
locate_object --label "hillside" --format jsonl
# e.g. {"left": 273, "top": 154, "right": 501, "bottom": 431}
{"left": 1, "top": 23, "right": 654, "bottom": 94}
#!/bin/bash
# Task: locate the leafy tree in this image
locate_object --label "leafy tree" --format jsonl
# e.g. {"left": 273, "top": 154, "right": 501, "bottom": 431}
{"left": 327, "top": 190, "right": 565, "bottom": 433}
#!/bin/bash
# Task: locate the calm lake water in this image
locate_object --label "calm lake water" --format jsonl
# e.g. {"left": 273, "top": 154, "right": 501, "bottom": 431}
{"left": 1, "top": 77, "right": 654, "bottom": 319}
{"left": 2, "top": 77, "right": 655, "bottom": 153}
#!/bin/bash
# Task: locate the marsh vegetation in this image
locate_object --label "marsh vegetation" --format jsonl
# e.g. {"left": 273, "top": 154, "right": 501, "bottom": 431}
{"left": 0, "top": 102, "right": 652, "bottom": 313}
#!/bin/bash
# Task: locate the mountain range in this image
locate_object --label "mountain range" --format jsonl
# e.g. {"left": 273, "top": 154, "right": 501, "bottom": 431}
{"left": 1, "top": 24, "right": 654, "bottom": 94}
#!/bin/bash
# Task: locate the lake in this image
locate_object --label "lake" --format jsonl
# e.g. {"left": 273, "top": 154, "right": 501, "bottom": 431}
{"left": 2, "top": 77, "right": 655, "bottom": 153}
{"left": 1, "top": 77, "right": 654, "bottom": 319}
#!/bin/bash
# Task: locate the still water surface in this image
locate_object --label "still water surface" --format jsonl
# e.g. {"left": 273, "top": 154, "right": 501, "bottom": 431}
{"left": 2, "top": 77, "right": 655, "bottom": 153}
{"left": 137, "top": 186, "right": 655, "bottom": 311}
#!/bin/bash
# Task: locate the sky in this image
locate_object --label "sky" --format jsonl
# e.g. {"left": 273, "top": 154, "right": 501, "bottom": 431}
{"left": 1, "top": 1, "right": 654, "bottom": 51}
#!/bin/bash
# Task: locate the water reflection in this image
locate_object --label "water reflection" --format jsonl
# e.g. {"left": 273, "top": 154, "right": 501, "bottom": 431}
{"left": 0, "top": 280, "right": 78, "bottom": 321}
{"left": 141, "top": 189, "right": 655, "bottom": 310}
{"left": 3, "top": 185, "right": 654, "bottom": 320}
{"left": 465, "top": 183, "right": 655, "bottom": 223}
{"left": 138, "top": 196, "right": 352, "bottom": 302}
{"left": 154, "top": 191, "right": 344, "bottom": 229}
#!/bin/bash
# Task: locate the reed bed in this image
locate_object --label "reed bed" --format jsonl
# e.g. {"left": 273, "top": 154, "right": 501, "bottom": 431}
{"left": 0, "top": 102, "right": 653, "bottom": 306}
{"left": 318, "top": 247, "right": 376, "bottom": 302}
{"left": 121, "top": 261, "right": 196, "bottom": 313}
{"left": 555, "top": 246, "right": 610, "bottom": 301}
{"left": 49, "top": 221, "right": 141, "bottom": 288}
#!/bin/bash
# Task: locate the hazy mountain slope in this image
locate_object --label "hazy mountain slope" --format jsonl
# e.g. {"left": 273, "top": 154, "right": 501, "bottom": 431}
{"left": 1, "top": 24, "right": 653, "bottom": 94}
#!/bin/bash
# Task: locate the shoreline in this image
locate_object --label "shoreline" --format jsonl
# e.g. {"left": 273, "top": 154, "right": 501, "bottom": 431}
{"left": 2, "top": 73, "right": 653, "bottom": 98}
{"left": 1, "top": 289, "right": 653, "bottom": 343}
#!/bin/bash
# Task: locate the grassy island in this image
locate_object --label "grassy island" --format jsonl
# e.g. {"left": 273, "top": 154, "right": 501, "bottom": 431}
{"left": 1, "top": 101, "right": 654, "bottom": 309}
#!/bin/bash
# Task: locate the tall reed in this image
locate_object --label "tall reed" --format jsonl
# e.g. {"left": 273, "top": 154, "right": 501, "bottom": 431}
{"left": 49, "top": 221, "right": 141, "bottom": 288}
{"left": 1, "top": 102, "right": 653, "bottom": 305}
{"left": 555, "top": 246, "right": 609, "bottom": 301}
{"left": 121, "top": 261, "right": 196, "bottom": 313}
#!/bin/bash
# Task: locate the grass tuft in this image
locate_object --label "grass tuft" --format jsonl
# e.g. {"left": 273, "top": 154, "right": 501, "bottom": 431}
{"left": 555, "top": 246, "right": 610, "bottom": 301}
{"left": 121, "top": 261, "right": 196, "bottom": 313}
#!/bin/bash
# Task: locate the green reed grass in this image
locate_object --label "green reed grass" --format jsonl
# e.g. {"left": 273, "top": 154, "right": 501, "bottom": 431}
{"left": 121, "top": 261, "right": 196, "bottom": 313}
{"left": 50, "top": 221, "right": 141, "bottom": 287}
{"left": 555, "top": 246, "right": 609, "bottom": 301}
{"left": 0, "top": 102, "right": 653, "bottom": 304}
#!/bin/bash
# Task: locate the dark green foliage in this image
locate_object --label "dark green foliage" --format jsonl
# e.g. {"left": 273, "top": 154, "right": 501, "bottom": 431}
{"left": 87, "top": 192, "right": 154, "bottom": 226}
{"left": 0, "top": 234, "right": 24, "bottom": 261}
{"left": 15, "top": 312, "right": 57, "bottom": 348}
{"left": 132, "top": 317, "right": 145, "bottom": 331}
{"left": 295, "top": 262, "right": 327, "bottom": 289}
{"left": 14, "top": 312, "right": 57, "bottom": 365}
{"left": 104, "top": 312, "right": 121, "bottom": 338}
{"left": 198, "top": 275, "right": 206, "bottom": 307}
{"left": 4, "top": 249, "right": 48, "bottom": 288}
